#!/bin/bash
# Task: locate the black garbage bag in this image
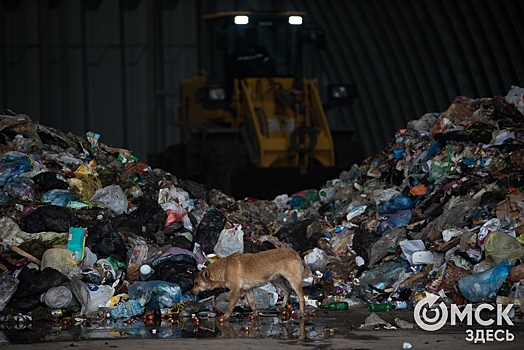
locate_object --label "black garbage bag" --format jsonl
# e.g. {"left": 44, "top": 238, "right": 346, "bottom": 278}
{"left": 243, "top": 239, "right": 266, "bottom": 254}
{"left": 86, "top": 223, "right": 127, "bottom": 262}
{"left": 20, "top": 205, "right": 73, "bottom": 233}
{"left": 177, "top": 180, "right": 209, "bottom": 202}
{"left": 32, "top": 171, "right": 68, "bottom": 192}
{"left": 6, "top": 267, "right": 68, "bottom": 313}
{"left": 151, "top": 257, "right": 198, "bottom": 293}
{"left": 275, "top": 218, "right": 316, "bottom": 252}
{"left": 111, "top": 214, "right": 142, "bottom": 237}
{"left": 6, "top": 296, "right": 41, "bottom": 313}
{"left": 29, "top": 267, "right": 69, "bottom": 295}
{"left": 168, "top": 235, "right": 193, "bottom": 251}
{"left": 192, "top": 210, "right": 226, "bottom": 254}
{"left": 302, "top": 284, "right": 325, "bottom": 301}
{"left": 133, "top": 196, "right": 167, "bottom": 238}
{"left": 352, "top": 229, "right": 377, "bottom": 263}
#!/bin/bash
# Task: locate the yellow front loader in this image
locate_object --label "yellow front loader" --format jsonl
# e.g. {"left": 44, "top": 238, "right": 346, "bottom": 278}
{"left": 169, "top": 11, "right": 358, "bottom": 198}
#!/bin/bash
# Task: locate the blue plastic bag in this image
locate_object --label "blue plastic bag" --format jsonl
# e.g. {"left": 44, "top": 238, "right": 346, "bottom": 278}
{"left": 4, "top": 175, "right": 35, "bottom": 200}
{"left": 457, "top": 259, "right": 515, "bottom": 303}
{"left": 41, "top": 189, "right": 79, "bottom": 207}
{"left": 377, "top": 209, "right": 412, "bottom": 235}
{"left": 128, "top": 280, "right": 182, "bottom": 310}
{"left": 379, "top": 194, "right": 414, "bottom": 215}
{"left": 0, "top": 155, "right": 31, "bottom": 186}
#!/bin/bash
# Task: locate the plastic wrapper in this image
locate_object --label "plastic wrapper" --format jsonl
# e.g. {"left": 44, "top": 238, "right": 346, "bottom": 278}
{"left": 90, "top": 184, "right": 128, "bottom": 215}
{"left": 483, "top": 231, "right": 524, "bottom": 264}
{"left": 360, "top": 260, "right": 408, "bottom": 290}
{"left": 509, "top": 265, "right": 524, "bottom": 283}
{"left": 67, "top": 174, "right": 102, "bottom": 200}
{"left": 477, "top": 218, "right": 501, "bottom": 251}
{"left": 41, "top": 248, "right": 80, "bottom": 278}
{"left": 0, "top": 273, "right": 19, "bottom": 312}
{"left": 4, "top": 176, "right": 35, "bottom": 201}
{"left": 127, "top": 242, "right": 149, "bottom": 281}
{"left": 368, "top": 227, "right": 407, "bottom": 267}
{"left": 458, "top": 259, "right": 515, "bottom": 303}
{"left": 214, "top": 224, "right": 244, "bottom": 258}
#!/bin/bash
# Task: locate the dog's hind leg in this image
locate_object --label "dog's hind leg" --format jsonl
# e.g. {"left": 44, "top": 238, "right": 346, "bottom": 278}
{"left": 245, "top": 288, "right": 259, "bottom": 317}
{"left": 271, "top": 276, "right": 292, "bottom": 310}
{"left": 283, "top": 271, "right": 305, "bottom": 318}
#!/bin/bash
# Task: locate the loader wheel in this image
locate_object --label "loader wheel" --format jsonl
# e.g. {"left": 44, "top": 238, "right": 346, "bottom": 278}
{"left": 290, "top": 126, "right": 318, "bottom": 154}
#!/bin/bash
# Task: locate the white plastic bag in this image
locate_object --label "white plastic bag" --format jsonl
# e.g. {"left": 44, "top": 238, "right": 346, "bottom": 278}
{"left": 71, "top": 279, "right": 114, "bottom": 318}
{"left": 90, "top": 184, "right": 127, "bottom": 215}
{"left": 304, "top": 248, "right": 329, "bottom": 272}
{"left": 214, "top": 224, "right": 244, "bottom": 258}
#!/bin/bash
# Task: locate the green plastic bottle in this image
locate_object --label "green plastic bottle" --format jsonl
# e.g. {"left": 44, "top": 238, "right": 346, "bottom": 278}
{"left": 320, "top": 302, "right": 349, "bottom": 311}
{"left": 368, "top": 303, "right": 393, "bottom": 312}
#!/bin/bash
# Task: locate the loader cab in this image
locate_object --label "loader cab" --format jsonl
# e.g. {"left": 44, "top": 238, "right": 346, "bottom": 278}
{"left": 202, "top": 11, "right": 324, "bottom": 101}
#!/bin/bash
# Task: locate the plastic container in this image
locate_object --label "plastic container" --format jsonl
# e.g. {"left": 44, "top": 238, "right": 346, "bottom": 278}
{"left": 139, "top": 264, "right": 154, "bottom": 281}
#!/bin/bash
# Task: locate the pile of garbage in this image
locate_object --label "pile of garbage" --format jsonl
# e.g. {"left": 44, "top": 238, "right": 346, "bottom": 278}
{"left": 1, "top": 86, "right": 524, "bottom": 327}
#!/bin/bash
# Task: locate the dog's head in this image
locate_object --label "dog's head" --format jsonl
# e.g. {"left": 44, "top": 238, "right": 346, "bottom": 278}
{"left": 191, "top": 268, "right": 212, "bottom": 295}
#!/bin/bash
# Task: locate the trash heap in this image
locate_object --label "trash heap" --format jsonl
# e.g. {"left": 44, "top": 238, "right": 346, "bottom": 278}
{"left": 1, "top": 86, "right": 524, "bottom": 326}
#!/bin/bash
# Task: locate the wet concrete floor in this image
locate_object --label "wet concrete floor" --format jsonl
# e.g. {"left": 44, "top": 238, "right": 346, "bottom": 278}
{"left": 1, "top": 307, "right": 523, "bottom": 349}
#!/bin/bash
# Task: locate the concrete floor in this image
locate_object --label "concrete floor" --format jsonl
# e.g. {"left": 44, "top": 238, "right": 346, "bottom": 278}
{"left": 1, "top": 306, "right": 522, "bottom": 349}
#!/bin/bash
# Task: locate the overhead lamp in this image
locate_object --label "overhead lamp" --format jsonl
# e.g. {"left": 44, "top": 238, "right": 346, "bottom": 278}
{"left": 288, "top": 15, "right": 303, "bottom": 25}
{"left": 234, "top": 15, "right": 249, "bottom": 25}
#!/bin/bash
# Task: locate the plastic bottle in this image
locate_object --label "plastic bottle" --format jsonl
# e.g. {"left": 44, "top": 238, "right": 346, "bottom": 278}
{"left": 391, "top": 300, "right": 407, "bottom": 310}
{"left": 368, "top": 303, "right": 393, "bottom": 312}
{"left": 139, "top": 264, "right": 154, "bottom": 281}
{"left": 320, "top": 302, "right": 349, "bottom": 311}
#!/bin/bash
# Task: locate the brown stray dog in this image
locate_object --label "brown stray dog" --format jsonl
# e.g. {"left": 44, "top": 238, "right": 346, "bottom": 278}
{"left": 191, "top": 248, "right": 309, "bottom": 319}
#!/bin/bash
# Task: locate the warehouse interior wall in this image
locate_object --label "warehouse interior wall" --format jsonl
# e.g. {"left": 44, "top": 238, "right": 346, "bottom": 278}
{"left": 1, "top": 0, "right": 523, "bottom": 162}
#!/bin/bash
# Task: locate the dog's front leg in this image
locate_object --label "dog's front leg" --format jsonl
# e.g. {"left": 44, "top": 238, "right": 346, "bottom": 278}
{"left": 245, "top": 289, "right": 259, "bottom": 317}
{"left": 223, "top": 287, "right": 242, "bottom": 319}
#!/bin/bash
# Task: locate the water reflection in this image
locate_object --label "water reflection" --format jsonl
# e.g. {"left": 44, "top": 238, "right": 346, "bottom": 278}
{"left": 0, "top": 315, "right": 326, "bottom": 344}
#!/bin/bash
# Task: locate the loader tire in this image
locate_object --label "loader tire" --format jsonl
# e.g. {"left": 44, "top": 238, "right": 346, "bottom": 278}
{"left": 290, "top": 126, "right": 318, "bottom": 154}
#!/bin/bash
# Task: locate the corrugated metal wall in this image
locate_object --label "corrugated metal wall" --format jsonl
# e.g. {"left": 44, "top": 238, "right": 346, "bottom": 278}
{"left": 294, "top": 0, "right": 524, "bottom": 156}
{"left": 1, "top": 0, "right": 523, "bottom": 161}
